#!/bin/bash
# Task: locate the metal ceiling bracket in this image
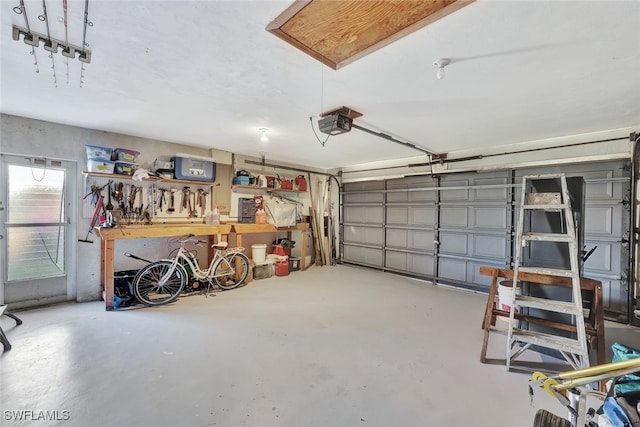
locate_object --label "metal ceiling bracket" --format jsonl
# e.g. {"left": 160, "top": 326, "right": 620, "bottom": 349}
{"left": 12, "top": 25, "right": 92, "bottom": 63}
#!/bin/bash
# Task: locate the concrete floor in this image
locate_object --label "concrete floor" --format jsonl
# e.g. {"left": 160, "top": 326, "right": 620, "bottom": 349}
{"left": 1, "top": 265, "right": 639, "bottom": 427}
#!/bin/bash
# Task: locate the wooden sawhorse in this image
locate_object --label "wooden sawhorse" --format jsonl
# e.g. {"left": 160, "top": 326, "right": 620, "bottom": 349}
{"left": 0, "top": 305, "right": 23, "bottom": 352}
{"left": 479, "top": 266, "right": 605, "bottom": 367}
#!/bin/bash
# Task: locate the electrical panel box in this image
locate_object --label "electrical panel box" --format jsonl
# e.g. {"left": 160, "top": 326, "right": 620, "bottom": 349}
{"left": 173, "top": 156, "right": 216, "bottom": 182}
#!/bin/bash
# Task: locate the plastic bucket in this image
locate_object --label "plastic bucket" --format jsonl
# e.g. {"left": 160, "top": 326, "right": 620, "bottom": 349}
{"left": 498, "top": 280, "right": 521, "bottom": 312}
{"left": 251, "top": 244, "right": 267, "bottom": 264}
{"left": 497, "top": 280, "right": 521, "bottom": 327}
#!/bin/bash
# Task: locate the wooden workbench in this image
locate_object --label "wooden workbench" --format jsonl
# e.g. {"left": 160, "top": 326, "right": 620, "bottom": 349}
{"left": 229, "top": 222, "right": 309, "bottom": 270}
{"left": 95, "top": 224, "right": 231, "bottom": 310}
{"left": 95, "top": 222, "right": 310, "bottom": 310}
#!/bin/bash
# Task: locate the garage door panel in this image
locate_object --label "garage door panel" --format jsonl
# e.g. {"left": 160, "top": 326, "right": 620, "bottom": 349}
{"left": 585, "top": 173, "right": 625, "bottom": 201}
{"left": 410, "top": 206, "right": 435, "bottom": 226}
{"left": 386, "top": 207, "right": 408, "bottom": 225}
{"left": 473, "top": 177, "right": 510, "bottom": 201}
{"left": 440, "top": 179, "right": 469, "bottom": 201}
{"left": 584, "top": 243, "right": 620, "bottom": 274}
{"left": 440, "top": 207, "right": 468, "bottom": 227}
{"left": 408, "top": 190, "right": 435, "bottom": 203}
{"left": 387, "top": 206, "right": 435, "bottom": 226}
{"left": 386, "top": 229, "right": 434, "bottom": 251}
{"left": 473, "top": 235, "right": 508, "bottom": 259}
{"left": 410, "top": 230, "right": 435, "bottom": 250}
{"left": 406, "top": 253, "right": 434, "bottom": 276}
{"left": 343, "top": 226, "right": 383, "bottom": 245}
{"left": 343, "top": 245, "right": 383, "bottom": 266}
{"left": 385, "top": 250, "right": 407, "bottom": 270}
{"left": 585, "top": 205, "right": 622, "bottom": 237}
{"left": 344, "top": 206, "right": 384, "bottom": 224}
{"left": 439, "top": 257, "right": 467, "bottom": 281}
{"left": 385, "top": 250, "right": 434, "bottom": 276}
{"left": 385, "top": 178, "right": 435, "bottom": 202}
{"left": 439, "top": 232, "right": 468, "bottom": 255}
{"left": 473, "top": 207, "right": 508, "bottom": 229}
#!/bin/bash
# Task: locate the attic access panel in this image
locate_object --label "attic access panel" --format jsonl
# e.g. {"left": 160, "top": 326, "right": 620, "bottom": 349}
{"left": 266, "top": 0, "right": 474, "bottom": 70}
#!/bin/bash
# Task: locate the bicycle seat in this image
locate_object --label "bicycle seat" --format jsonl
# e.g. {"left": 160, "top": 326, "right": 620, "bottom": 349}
{"left": 212, "top": 241, "right": 229, "bottom": 249}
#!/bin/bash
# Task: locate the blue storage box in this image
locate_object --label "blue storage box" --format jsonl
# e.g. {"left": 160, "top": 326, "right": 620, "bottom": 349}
{"left": 172, "top": 156, "right": 216, "bottom": 182}
{"left": 232, "top": 176, "right": 250, "bottom": 185}
{"left": 85, "top": 144, "right": 113, "bottom": 161}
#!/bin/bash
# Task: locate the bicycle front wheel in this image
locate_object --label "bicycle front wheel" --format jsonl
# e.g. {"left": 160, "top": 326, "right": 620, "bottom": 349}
{"left": 133, "top": 261, "right": 187, "bottom": 306}
{"left": 213, "top": 253, "right": 250, "bottom": 290}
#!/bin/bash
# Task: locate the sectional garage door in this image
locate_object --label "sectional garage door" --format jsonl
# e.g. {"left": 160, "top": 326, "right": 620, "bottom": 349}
{"left": 341, "top": 161, "right": 631, "bottom": 321}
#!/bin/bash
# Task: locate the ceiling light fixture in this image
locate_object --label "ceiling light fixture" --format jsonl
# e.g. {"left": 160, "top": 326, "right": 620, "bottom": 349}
{"left": 259, "top": 127, "right": 269, "bottom": 142}
{"left": 433, "top": 58, "right": 450, "bottom": 80}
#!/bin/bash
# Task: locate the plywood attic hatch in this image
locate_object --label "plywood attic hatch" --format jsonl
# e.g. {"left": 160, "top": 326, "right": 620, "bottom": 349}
{"left": 266, "top": 0, "right": 475, "bottom": 70}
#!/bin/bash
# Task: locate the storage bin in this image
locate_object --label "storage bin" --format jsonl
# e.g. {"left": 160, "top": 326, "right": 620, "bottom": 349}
{"left": 85, "top": 144, "right": 113, "bottom": 161}
{"left": 114, "top": 270, "right": 138, "bottom": 308}
{"left": 173, "top": 156, "right": 216, "bottom": 182}
{"left": 232, "top": 176, "right": 250, "bottom": 185}
{"left": 253, "top": 262, "right": 275, "bottom": 280}
{"left": 115, "top": 161, "right": 137, "bottom": 176}
{"left": 289, "top": 257, "right": 300, "bottom": 271}
{"left": 87, "top": 159, "right": 115, "bottom": 174}
{"left": 113, "top": 148, "right": 140, "bottom": 162}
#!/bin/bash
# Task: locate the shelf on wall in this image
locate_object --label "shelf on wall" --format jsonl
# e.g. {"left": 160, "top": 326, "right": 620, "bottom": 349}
{"left": 83, "top": 172, "right": 213, "bottom": 186}
{"left": 232, "top": 185, "right": 304, "bottom": 194}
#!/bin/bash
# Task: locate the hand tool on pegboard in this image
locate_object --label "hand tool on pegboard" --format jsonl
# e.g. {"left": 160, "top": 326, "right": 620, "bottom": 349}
{"left": 168, "top": 188, "right": 176, "bottom": 213}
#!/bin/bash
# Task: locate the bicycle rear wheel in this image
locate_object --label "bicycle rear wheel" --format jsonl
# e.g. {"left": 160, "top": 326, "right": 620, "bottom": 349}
{"left": 133, "top": 261, "right": 187, "bottom": 306}
{"left": 213, "top": 253, "right": 250, "bottom": 290}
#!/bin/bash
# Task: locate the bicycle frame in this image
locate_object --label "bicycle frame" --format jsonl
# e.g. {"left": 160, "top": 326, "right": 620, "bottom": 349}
{"left": 157, "top": 239, "right": 243, "bottom": 285}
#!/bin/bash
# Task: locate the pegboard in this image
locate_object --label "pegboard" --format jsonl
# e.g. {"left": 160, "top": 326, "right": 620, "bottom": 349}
{"left": 82, "top": 174, "right": 212, "bottom": 224}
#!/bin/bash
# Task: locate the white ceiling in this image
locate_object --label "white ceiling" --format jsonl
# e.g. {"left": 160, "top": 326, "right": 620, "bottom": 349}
{"left": 2, "top": 1, "right": 639, "bottom": 170}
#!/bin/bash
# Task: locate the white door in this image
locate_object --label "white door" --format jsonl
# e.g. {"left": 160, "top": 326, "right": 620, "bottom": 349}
{"left": 0, "top": 154, "right": 76, "bottom": 309}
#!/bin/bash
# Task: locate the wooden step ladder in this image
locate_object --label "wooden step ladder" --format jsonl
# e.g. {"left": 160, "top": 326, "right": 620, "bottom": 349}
{"left": 506, "top": 173, "right": 590, "bottom": 371}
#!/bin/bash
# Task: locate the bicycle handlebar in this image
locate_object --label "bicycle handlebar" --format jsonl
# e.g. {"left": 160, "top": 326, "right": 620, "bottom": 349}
{"left": 177, "top": 236, "right": 207, "bottom": 246}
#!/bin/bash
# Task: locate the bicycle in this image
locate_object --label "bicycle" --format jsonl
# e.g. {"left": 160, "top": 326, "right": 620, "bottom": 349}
{"left": 132, "top": 236, "right": 250, "bottom": 306}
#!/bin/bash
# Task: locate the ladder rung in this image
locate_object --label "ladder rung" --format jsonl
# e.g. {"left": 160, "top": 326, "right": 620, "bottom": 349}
{"left": 511, "top": 329, "right": 586, "bottom": 354}
{"left": 522, "top": 204, "right": 569, "bottom": 211}
{"left": 517, "top": 266, "right": 577, "bottom": 278}
{"left": 521, "top": 232, "right": 574, "bottom": 242}
{"left": 514, "top": 295, "right": 583, "bottom": 315}
{"left": 522, "top": 174, "right": 566, "bottom": 181}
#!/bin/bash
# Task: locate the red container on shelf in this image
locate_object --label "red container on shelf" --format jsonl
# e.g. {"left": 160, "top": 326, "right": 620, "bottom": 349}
{"left": 276, "top": 260, "right": 289, "bottom": 276}
{"left": 295, "top": 175, "right": 307, "bottom": 191}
